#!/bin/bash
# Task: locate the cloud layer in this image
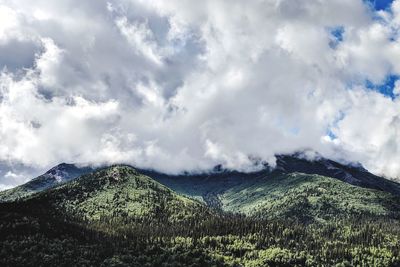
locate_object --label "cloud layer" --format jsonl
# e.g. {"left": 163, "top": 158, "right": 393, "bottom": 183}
{"left": 1, "top": 0, "right": 400, "bottom": 187}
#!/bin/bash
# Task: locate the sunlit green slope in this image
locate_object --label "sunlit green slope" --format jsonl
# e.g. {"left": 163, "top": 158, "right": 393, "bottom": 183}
{"left": 218, "top": 173, "right": 400, "bottom": 221}
{"left": 25, "top": 165, "right": 213, "bottom": 224}
{"left": 149, "top": 171, "right": 400, "bottom": 222}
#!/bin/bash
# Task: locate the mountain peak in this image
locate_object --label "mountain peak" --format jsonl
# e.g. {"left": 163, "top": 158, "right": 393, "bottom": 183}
{"left": 45, "top": 163, "right": 80, "bottom": 182}
{"left": 39, "top": 164, "right": 209, "bottom": 223}
{"left": 39, "top": 163, "right": 96, "bottom": 185}
{"left": 273, "top": 153, "right": 400, "bottom": 196}
{"left": 0, "top": 163, "right": 96, "bottom": 202}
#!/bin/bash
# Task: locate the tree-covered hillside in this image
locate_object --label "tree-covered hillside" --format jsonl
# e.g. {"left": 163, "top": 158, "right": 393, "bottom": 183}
{"left": 219, "top": 173, "right": 400, "bottom": 222}
{"left": 150, "top": 171, "right": 400, "bottom": 223}
{"left": 16, "top": 166, "right": 216, "bottom": 235}
{"left": 1, "top": 165, "right": 400, "bottom": 266}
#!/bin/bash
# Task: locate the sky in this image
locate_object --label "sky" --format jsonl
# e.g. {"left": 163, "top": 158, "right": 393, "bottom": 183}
{"left": 1, "top": 0, "right": 400, "bottom": 189}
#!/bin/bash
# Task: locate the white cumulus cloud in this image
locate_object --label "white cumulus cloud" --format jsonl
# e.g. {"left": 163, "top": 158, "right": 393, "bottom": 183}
{"left": 1, "top": 0, "right": 400, "bottom": 186}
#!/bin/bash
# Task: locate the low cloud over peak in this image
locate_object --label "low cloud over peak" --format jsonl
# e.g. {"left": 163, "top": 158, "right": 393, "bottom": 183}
{"left": 1, "top": 0, "right": 400, "bottom": 188}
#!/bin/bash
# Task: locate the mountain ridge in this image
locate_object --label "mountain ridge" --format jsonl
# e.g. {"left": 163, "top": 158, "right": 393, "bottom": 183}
{"left": 2, "top": 153, "right": 400, "bottom": 204}
{"left": 4, "top": 163, "right": 400, "bottom": 223}
{"left": 0, "top": 163, "right": 95, "bottom": 202}
{"left": 272, "top": 154, "right": 400, "bottom": 195}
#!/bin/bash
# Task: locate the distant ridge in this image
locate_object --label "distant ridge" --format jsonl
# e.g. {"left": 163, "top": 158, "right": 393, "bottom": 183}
{"left": 0, "top": 163, "right": 95, "bottom": 202}
{"left": 272, "top": 154, "right": 400, "bottom": 196}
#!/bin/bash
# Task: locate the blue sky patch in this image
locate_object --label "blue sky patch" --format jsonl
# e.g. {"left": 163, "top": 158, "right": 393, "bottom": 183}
{"left": 365, "top": 0, "right": 394, "bottom": 11}
{"left": 326, "top": 111, "right": 345, "bottom": 140}
{"left": 365, "top": 74, "right": 399, "bottom": 99}
{"left": 328, "top": 26, "right": 344, "bottom": 49}
{"left": 326, "top": 129, "right": 337, "bottom": 140}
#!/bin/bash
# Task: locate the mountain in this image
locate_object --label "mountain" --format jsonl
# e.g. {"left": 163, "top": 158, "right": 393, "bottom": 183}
{"left": 219, "top": 172, "right": 400, "bottom": 221}
{"left": 0, "top": 165, "right": 223, "bottom": 266}
{"left": 273, "top": 154, "right": 400, "bottom": 196}
{"left": 145, "top": 170, "right": 400, "bottom": 223}
{"left": 137, "top": 153, "right": 400, "bottom": 223}
{"left": 0, "top": 163, "right": 95, "bottom": 202}
{"left": 1, "top": 163, "right": 400, "bottom": 266}
{"left": 20, "top": 165, "right": 213, "bottom": 225}
{"left": 3, "top": 153, "right": 399, "bottom": 222}
{"left": 6, "top": 161, "right": 399, "bottom": 223}
{"left": 3, "top": 153, "right": 399, "bottom": 204}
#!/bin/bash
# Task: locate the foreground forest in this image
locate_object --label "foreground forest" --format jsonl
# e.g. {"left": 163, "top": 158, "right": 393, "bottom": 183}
{"left": 1, "top": 205, "right": 400, "bottom": 266}
{"left": 1, "top": 165, "right": 400, "bottom": 266}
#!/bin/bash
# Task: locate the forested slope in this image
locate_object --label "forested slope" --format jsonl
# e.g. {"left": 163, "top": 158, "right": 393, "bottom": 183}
{"left": 1, "top": 165, "right": 400, "bottom": 266}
